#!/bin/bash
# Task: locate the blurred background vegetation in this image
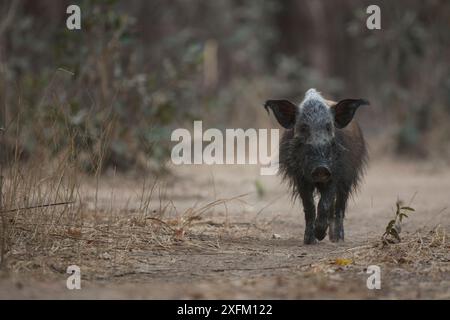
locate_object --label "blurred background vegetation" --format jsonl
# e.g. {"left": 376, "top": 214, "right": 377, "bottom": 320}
{"left": 0, "top": 0, "right": 449, "bottom": 173}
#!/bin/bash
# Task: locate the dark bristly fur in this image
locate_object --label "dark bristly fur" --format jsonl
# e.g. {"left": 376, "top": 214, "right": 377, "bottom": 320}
{"left": 265, "top": 89, "right": 369, "bottom": 244}
{"left": 279, "top": 122, "right": 368, "bottom": 201}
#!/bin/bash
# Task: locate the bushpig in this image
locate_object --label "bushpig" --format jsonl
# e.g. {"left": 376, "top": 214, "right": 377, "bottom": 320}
{"left": 264, "top": 89, "right": 369, "bottom": 244}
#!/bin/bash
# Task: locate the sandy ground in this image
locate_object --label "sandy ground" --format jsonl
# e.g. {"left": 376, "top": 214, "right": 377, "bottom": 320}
{"left": 1, "top": 159, "right": 449, "bottom": 299}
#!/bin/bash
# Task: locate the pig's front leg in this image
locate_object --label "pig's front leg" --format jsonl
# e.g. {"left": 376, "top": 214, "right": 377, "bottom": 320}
{"left": 330, "top": 189, "right": 349, "bottom": 242}
{"left": 299, "top": 183, "right": 317, "bottom": 244}
{"left": 315, "top": 185, "right": 336, "bottom": 241}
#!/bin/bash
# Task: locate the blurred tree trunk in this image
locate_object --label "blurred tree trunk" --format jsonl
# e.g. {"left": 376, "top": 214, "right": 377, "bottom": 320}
{"left": 275, "top": 0, "right": 360, "bottom": 87}
{"left": 305, "top": 0, "right": 329, "bottom": 77}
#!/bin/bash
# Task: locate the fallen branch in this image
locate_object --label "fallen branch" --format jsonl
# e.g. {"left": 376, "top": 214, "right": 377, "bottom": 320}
{"left": 0, "top": 201, "right": 75, "bottom": 214}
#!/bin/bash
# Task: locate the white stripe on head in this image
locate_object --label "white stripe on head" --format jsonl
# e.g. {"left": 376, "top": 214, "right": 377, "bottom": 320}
{"left": 297, "top": 89, "right": 335, "bottom": 145}
{"left": 300, "top": 88, "right": 326, "bottom": 108}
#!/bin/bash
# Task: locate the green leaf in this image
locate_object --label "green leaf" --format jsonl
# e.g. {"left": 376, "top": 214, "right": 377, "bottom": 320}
{"left": 401, "top": 206, "right": 415, "bottom": 211}
{"left": 399, "top": 213, "right": 409, "bottom": 220}
{"left": 255, "top": 180, "right": 265, "bottom": 198}
{"left": 390, "top": 228, "right": 401, "bottom": 241}
{"left": 386, "top": 220, "right": 395, "bottom": 232}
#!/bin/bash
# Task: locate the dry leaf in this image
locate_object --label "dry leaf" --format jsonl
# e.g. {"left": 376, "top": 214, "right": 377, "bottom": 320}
{"left": 334, "top": 258, "right": 353, "bottom": 266}
{"left": 174, "top": 228, "right": 185, "bottom": 240}
{"left": 67, "top": 227, "right": 82, "bottom": 238}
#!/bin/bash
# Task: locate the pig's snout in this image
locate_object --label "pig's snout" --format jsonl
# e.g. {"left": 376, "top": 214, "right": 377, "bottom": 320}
{"left": 311, "top": 165, "right": 331, "bottom": 183}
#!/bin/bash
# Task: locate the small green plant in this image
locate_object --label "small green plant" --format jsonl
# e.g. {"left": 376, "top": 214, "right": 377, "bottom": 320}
{"left": 382, "top": 200, "right": 415, "bottom": 245}
{"left": 254, "top": 179, "right": 266, "bottom": 198}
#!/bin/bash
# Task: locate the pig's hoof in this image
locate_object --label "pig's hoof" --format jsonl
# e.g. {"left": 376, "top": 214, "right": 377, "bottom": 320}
{"left": 329, "top": 232, "right": 339, "bottom": 242}
{"left": 314, "top": 223, "right": 328, "bottom": 241}
{"left": 329, "top": 235, "right": 343, "bottom": 243}
{"left": 303, "top": 237, "right": 318, "bottom": 245}
{"left": 304, "top": 233, "right": 318, "bottom": 245}
{"left": 328, "top": 220, "right": 337, "bottom": 242}
{"left": 330, "top": 228, "right": 344, "bottom": 242}
{"left": 329, "top": 225, "right": 343, "bottom": 242}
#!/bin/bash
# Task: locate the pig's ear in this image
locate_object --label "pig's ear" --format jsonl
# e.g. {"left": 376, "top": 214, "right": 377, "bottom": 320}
{"left": 264, "top": 100, "right": 298, "bottom": 129}
{"left": 331, "top": 99, "right": 369, "bottom": 129}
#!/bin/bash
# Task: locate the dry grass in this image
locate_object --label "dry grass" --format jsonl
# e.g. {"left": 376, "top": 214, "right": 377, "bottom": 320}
{"left": 1, "top": 115, "right": 448, "bottom": 296}
{"left": 1, "top": 156, "right": 448, "bottom": 284}
{"left": 353, "top": 227, "right": 449, "bottom": 269}
{"left": 306, "top": 226, "right": 450, "bottom": 284}
{"left": 0, "top": 158, "right": 259, "bottom": 281}
{"left": 0, "top": 87, "right": 266, "bottom": 283}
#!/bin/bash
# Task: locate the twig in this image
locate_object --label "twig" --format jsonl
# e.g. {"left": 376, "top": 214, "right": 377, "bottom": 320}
{"left": 145, "top": 216, "right": 175, "bottom": 232}
{"left": 182, "top": 193, "right": 249, "bottom": 228}
{"left": 0, "top": 201, "right": 75, "bottom": 214}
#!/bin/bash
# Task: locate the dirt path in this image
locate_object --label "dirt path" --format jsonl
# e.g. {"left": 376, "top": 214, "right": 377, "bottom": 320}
{"left": 1, "top": 160, "right": 450, "bottom": 299}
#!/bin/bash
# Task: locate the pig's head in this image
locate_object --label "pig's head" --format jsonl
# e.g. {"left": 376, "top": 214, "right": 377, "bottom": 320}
{"left": 265, "top": 89, "right": 369, "bottom": 184}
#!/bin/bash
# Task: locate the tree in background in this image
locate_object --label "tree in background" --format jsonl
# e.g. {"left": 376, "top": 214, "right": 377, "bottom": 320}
{"left": 0, "top": 0, "right": 449, "bottom": 173}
